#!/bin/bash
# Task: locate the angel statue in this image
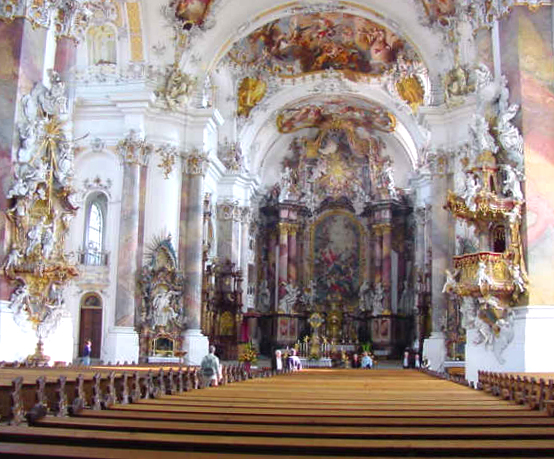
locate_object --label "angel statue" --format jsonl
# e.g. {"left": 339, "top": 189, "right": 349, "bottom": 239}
{"left": 477, "top": 260, "right": 493, "bottom": 292}
{"left": 442, "top": 268, "right": 459, "bottom": 294}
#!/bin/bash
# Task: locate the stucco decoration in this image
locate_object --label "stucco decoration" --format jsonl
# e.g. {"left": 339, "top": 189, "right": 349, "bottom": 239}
{"left": 3, "top": 71, "right": 79, "bottom": 364}
{"left": 271, "top": 99, "right": 400, "bottom": 212}
{"left": 155, "top": 64, "right": 197, "bottom": 111}
{"left": 227, "top": 12, "right": 422, "bottom": 80}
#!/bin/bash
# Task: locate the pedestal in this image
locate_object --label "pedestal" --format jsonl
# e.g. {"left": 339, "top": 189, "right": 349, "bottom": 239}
{"left": 182, "top": 328, "right": 209, "bottom": 365}
{"left": 0, "top": 302, "right": 74, "bottom": 364}
{"left": 465, "top": 306, "right": 554, "bottom": 384}
{"left": 105, "top": 326, "right": 139, "bottom": 364}
{"left": 422, "top": 331, "right": 446, "bottom": 372}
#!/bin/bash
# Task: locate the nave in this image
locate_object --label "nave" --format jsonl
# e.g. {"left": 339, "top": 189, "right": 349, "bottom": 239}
{"left": 2, "top": 368, "right": 554, "bottom": 458}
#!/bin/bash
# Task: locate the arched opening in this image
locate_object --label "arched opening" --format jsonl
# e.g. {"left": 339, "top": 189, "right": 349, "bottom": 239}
{"left": 492, "top": 225, "right": 506, "bottom": 253}
{"left": 87, "top": 24, "right": 117, "bottom": 66}
{"left": 79, "top": 293, "right": 103, "bottom": 360}
{"left": 82, "top": 192, "right": 108, "bottom": 265}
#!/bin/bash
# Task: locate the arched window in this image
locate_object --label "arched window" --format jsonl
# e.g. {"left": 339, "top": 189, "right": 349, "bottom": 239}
{"left": 87, "top": 24, "right": 117, "bottom": 66}
{"left": 82, "top": 192, "right": 108, "bottom": 265}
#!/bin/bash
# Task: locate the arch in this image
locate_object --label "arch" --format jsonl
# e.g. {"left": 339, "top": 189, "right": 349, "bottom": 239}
{"left": 78, "top": 293, "right": 103, "bottom": 360}
{"left": 82, "top": 191, "right": 108, "bottom": 265}
{"left": 86, "top": 23, "right": 117, "bottom": 65}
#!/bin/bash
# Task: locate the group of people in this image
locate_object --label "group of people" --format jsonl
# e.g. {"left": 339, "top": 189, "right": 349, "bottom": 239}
{"left": 351, "top": 351, "right": 374, "bottom": 369}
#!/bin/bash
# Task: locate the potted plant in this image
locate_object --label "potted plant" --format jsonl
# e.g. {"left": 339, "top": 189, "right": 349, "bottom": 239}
{"left": 239, "top": 342, "right": 258, "bottom": 372}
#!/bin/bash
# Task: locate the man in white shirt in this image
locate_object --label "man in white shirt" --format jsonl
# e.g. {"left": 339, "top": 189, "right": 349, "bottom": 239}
{"left": 200, "top": 345, "right": 222, "bottom": 387}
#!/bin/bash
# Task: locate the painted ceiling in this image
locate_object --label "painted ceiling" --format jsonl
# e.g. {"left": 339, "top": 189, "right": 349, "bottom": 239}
{"left": 276, "top": 98, "right": 396, "bottom": 135}
{"left": 227, "top": 12, "right": 421, "bottom": 78}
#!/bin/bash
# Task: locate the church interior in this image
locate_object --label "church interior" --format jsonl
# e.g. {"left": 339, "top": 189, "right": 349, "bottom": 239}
{"left": 2, "top": 0, "right": 554, "bottom": 386}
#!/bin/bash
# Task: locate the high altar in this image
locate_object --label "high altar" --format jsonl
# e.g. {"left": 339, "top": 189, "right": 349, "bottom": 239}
{"left": 253, "top": 113, "right": 418, "bottom": 358}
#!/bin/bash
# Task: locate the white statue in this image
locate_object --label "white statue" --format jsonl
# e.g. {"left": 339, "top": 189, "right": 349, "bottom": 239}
{"left": 359, "top": 280, "right": 370, "bottom": 311}
{"left": 477, "top": 260, "right": 493, "bottom": 290}
{"left": 473, "top": 313, "right": 493, "bottom": 346}
{"left": 510, "top": 263, "right": 526, "bottom": 293}
{"left": 502, "top": 164, "right": 523, "bottom": 201}
{"left": 278, "top": 282, "right": 298, "bottom": 313}
{"left": 259, "top": 280, "right": 271, "bottom": 312}
{"left": 372, "top": 282, "right": 384, "bottom": 315}
{"left": 152, "top": 290, "right": 178, "bottom": 327}
{"left": 26, "top": 217, "right": 45, "bottom": 256}
{"left": 461, "top": 173, "right": 480, "bottom": 212}
{"left": 496, "top": 77, "right": 523, "bottom": 169}
{"left": 55, "top": 141, "right": 74, "bottom": 187}
{"left": 42, "top": 225, "right": 55, "bottom": 259}
{"left": 4, "top": 249, "right": 23, "bottom": 272}
{"left": 382, "top": 159, "right": 398, "bottom": 199}
{"left": 9, "top": 284, "right": 30, "bottom": 315}
{"left": 493, "top": 311, "right": 515, "bottom": 365}
{"left": 7, "top": 170, "right": 29, "bottom": 199}
{"left": 442, "top": 269, "right": 459, "bottom": 294}
{"left": 470, "top": 114, "right": 498, "bottom": 157}
{"left": 506, "top": 203, "right": 521, "bottom": 226}
{"left": 474, "top": 63, "right": 493, "bottom": 92}
{"left": 279, "top": 166, "right": 293, "bottom": 201}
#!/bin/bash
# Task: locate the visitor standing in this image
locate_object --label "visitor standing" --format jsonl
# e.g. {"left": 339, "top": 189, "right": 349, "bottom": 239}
{"left": 83, "top": 340, "right": 92, "bottom": 366}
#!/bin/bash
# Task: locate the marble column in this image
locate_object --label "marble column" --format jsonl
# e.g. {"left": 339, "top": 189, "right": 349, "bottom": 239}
{"left": 381, "top": 224, "right": 392, "bottom": 313}
{"left": 278, "top": 223, "right": 289, "bottom": 303}
{"left": 115, "top": 134, "right": 152, "bottom": 327}
{"left": 182, "top": 151, "right": 210, "bottom": 364}
{"left": 240, "top": 207, "right": 251, "bottom": 311}
{"left": 216, "top": 200, "right": 241, "bottom": 265}
{"left": 373, "top": 226, "right": 383, "bottom": 285}
{"left": 287, "top": 224, "right": 298, "bottom": 285}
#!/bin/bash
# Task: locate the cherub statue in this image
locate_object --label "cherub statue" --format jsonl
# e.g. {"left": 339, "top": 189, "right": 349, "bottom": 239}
{"left": 509, "top": 262, "right": 526, "bottom": 293}
{"left": 442, "top": 268, "right": 459, "bottom": 294}
{"left": 477, "top": 260, "right": 493, "bottom": 291}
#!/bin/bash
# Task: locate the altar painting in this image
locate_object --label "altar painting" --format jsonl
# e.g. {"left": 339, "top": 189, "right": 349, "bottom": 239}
{"left": 228, "top": 12, "right": 420, "bottom": 78}
{"left": 313, "top": 213, "right": 361, "bottom": 306}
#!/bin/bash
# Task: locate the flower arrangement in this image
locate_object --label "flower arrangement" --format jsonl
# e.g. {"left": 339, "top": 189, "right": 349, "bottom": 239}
{"left": 239, "top": 342, "right": 258, "bottom": 364}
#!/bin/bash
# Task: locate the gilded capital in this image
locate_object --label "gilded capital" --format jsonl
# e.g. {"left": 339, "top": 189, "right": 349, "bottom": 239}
{"left": 184, "top": 150, "right": 210, "bottom": 176}
{"left": 116, "top": 130, "right": 153, "bottom": 166}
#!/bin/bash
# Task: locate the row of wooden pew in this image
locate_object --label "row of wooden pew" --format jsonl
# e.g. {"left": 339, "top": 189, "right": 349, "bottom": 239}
{"left": 3, "top": 367, "right": 554, "bottom": 457}
{"left": 0, "top": 363, "right": 271, "bottom": 425}
{"left": 479, "top": 370, "right": 554, "bottom": 415}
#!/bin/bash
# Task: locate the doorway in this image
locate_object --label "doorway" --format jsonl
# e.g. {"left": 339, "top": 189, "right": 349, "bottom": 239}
{"left": 79, "top": 293, "right": 103, "bottom": 359}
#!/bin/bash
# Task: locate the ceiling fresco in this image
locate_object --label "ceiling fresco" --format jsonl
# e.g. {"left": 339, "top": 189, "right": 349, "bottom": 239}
{"left": 170, "top": 0, "right": 215, "bottom": 30}
{"left": 228, "top": 12, "right": 421, "bottom": 78}
{"left": 276, "top": 99, "right": 396, "bottom": 135}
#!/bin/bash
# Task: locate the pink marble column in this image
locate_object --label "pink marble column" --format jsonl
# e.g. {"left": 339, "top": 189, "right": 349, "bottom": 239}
{"left": 373, "top": 227, "right": 382, "bottom": 285}
{"left": 278, "top": 223, "right": 289, "bottom": 301}
{"left": 287, "top": 225, "right": 297, "bottom": 285}
{"left": 381, "top": 225, "right": 392, "bottom": 312}
{"left": 54, "top": 37, "right": 77, "bottom": 74}
{"left": 115, "top": 161, "right": 141, "bottom": 326}
{"left": 183, "top": 153, "right": 209, "bottom": 330}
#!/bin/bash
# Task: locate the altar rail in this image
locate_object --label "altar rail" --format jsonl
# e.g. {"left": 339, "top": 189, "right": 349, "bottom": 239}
{"left": 478, "top": 370, "right": 554, "bottom": 416}
{"left": 0, "top": 363, "right": 277, "bottom": 425}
